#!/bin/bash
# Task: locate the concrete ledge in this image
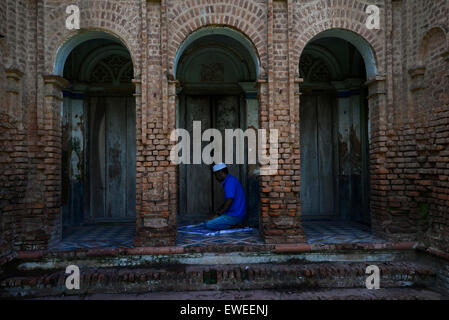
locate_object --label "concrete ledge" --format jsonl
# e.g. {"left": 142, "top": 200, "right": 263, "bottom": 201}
{"left": 15, "top": 242, "right": 424, "bottom": 262}
{"left": 1, "top": 261, "right": 438, "bottom": 299}
{"left": 17, "top": 246, "right": 186, "bottom": 260}
{"left": 273, "top": 242, "right": 419, "bottom": 253}
{"left": 10, "top": 241, "right": 430, "bottom": 272}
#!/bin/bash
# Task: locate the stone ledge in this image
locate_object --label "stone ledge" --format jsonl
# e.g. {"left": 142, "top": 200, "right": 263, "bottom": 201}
{"left": 0, "top": 261, "right": 437, "bottom": 299}
{"left": 274, "top": 241, "right": 418, "bottom": 253}
{"left": 17, "top": 246, "right": 184, "bottom": 260}
{"left": 15, "top": 241, "right": 426, "bottom": 261}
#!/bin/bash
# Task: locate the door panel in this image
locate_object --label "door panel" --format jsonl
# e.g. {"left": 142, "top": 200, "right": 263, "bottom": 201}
{"left": 126, "top": 98, "right": 137, "bottom": 219}
{"left": 301, "top": 96, "right": 320, "bottom": 215}
{"left": 106, "top": 97, "right": 127, "bottom": 219}
{"left": 88, "top": 96, "right": 135, "bottom": 222}
{"left": 300, "top": 94, "right": 336, "bottom": 218}
{"left": 317, "top": 95, "right": 335, "bottom": 215}
{"left": 183, "top": 96, "right": 213, "bottom": 223}
{"left": 89, "top": 97, "right": 106, "bottom": 220}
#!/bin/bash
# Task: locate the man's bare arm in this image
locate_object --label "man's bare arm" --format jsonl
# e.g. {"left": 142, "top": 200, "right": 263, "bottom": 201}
{"left": 214, "top": 198, "right": 233, "bottom": 216}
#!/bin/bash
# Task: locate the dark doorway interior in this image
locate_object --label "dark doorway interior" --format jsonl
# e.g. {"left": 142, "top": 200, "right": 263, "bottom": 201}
{"left": 178, "top": 94, "right": 246, "bottom": 225}
{"left": 299, "top": 37, "right": 370, "bottom": 225}
{"left": 175, "top": 33, "right": 259, "bottom": 227}
{"left": 61, "top": 38, "right": 136, "bottom": 227}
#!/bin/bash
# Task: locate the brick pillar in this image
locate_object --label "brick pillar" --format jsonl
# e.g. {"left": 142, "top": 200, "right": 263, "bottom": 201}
{"left": 40, "top": 75, "right": 69, "bottom": 247}
{"left": 408, "top": 65, "right": 427, "bottom": 230}
{"left": 132, "top": 78, "right": 143, "bottom": 244}
{"left": 258, "top": 102, "right": 304, "bottom": 243}
{"left": 133, "top": 77, "right": 177, "bottom": 247}
{"left": 365, "top": 75, "right": 389, "bottom": 238}
{"left": 1, "top": 69, "right": 25, "bottom": 259}
{"left": 133, "top": 0, "right": 177, "bottom": 247}
{"left": 424, "top": 51, "right": 449, "bottom": 252}
{"left": 258, "top": 0, "right": 304, "bottom": 244}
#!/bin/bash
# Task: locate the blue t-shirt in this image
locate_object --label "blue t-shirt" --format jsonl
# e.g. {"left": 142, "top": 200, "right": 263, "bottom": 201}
{"left": 222, "top": 174, "right": 246, "bottom": 220}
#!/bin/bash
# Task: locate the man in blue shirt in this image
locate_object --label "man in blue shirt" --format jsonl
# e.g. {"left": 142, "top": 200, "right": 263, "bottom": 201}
{"left": 205, "top": 163, "right": 247, "bottom": 230}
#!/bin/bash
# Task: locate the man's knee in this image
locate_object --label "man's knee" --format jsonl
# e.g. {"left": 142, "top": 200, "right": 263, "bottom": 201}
{"left": 205, "top": 219, "right": 219, "bottom": 230}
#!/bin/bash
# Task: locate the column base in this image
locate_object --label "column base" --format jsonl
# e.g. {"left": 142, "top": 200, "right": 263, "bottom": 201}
{"left": 134, "top": 226, "right": 177, "bottom": 247}
{"left": 263, "top": 229, "right": 306, "bottom": 244}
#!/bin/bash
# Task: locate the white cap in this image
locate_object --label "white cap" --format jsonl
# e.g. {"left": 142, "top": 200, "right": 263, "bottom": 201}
{"left": 212, "top": 163, "right": 227, "bottom": 172}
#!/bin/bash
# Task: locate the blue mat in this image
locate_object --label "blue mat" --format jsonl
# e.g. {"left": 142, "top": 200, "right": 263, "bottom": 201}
{"left": 178, "top": 223, "right": 253, "bottom": 236}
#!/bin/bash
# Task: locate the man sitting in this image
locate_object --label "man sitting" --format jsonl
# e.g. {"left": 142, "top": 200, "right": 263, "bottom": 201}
{"left": 205, "top": 163, "right": 247, "bottom": 231}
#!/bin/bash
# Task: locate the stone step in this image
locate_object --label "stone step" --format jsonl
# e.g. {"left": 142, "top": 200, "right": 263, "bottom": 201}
{"left": 0, "top": 261, "right": 437, "bottom": 298}
{"left": 34, "top": 287, "right": 448, "bottom": 300}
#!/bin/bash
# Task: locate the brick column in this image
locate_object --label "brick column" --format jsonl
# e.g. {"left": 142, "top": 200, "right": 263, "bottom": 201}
{"left": 134, "top": 78, "right": 177, "bottom": 247}
{"left": 1, "top": 69, "right": 25, "bottom": 257}
{"left": 259, "top": 0, "right": 304, "bottom": 244}
{"left": 424, "top": 50, "right": 449, "bottom": 252}
{"left": 41, "top": 75, "right": 69, "bottom": 247}
{"left": 132, "top": 78, "right": 143, "bottom": 242}
{"left": 133, "top": 0, "right": 177, "bottom": 247}
{"left": 365, "top": 74, "right": 389, "bottom": 238}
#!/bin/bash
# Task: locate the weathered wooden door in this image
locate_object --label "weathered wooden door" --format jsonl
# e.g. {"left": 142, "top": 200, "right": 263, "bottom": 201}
{"left": 88, "top": 96, "right": 136, "bottom": 222}
{"left": 300, "top": 94, "right": 336, "bottom": 218}
{"left": 180, "top": 95, "right": 213, "bottom": 223}
{"left": 179, "top": 95, "right": 244, "bottom": 225}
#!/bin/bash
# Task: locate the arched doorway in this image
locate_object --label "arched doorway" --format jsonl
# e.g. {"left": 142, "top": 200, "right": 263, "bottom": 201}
{"left": 175, "top": 28, "right": 259, "bottom": 227}
{"left": 59, "top": 33, "right": 136, "bottom": 226}
{"left": 299, "top": 32, "right": 371, "bottom": 225}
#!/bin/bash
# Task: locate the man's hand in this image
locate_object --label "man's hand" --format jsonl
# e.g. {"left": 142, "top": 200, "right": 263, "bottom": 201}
{"left": 209, "top": 210, "right": 219, "bottom": 220}
{"left": 209, "top": 198, "right": 233, "bottom": 219}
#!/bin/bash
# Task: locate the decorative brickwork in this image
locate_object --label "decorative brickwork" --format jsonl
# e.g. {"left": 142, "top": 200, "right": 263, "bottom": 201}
{"left": 0, "top": 0, "right": 448, "bottom": 262}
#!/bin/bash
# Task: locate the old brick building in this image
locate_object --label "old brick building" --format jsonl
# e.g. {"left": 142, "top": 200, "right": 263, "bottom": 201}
{"left": 0, "top": 0, "right": 448, "bottom": 296}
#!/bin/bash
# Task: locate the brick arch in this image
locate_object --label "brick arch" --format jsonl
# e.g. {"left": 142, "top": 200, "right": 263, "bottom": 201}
{"left": 173, "top": 25, "right": 261, "bottom": 80}
{"left": 418, "top": 26, "right": 448, "bottom": 65}
{"left": 167, "top": 0, "right": 267, "bottom": 77}
{"left": 292, "top": 7, "right": 384, "bottom": 79}
{"left": 44, "top": 2, "right": 140, "bottom": 77}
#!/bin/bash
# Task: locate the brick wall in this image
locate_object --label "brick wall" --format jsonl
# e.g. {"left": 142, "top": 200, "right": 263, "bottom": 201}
{"left": 1, "top": 1, "right": 30, "bottom": 263}
{"left": 416, "top": 1, "right": 449, "bottom": 253}
{"left": 373, "top": 0, "right": 449, "bottom": 253}
{"left": 416, "top": 24, "right": 449, "bottom": 252}
{"left": 0, "top": 33, "right": 14, "bottom": 265}
{"left": 0, "top": 0, "right": 448, "bottom": 253}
